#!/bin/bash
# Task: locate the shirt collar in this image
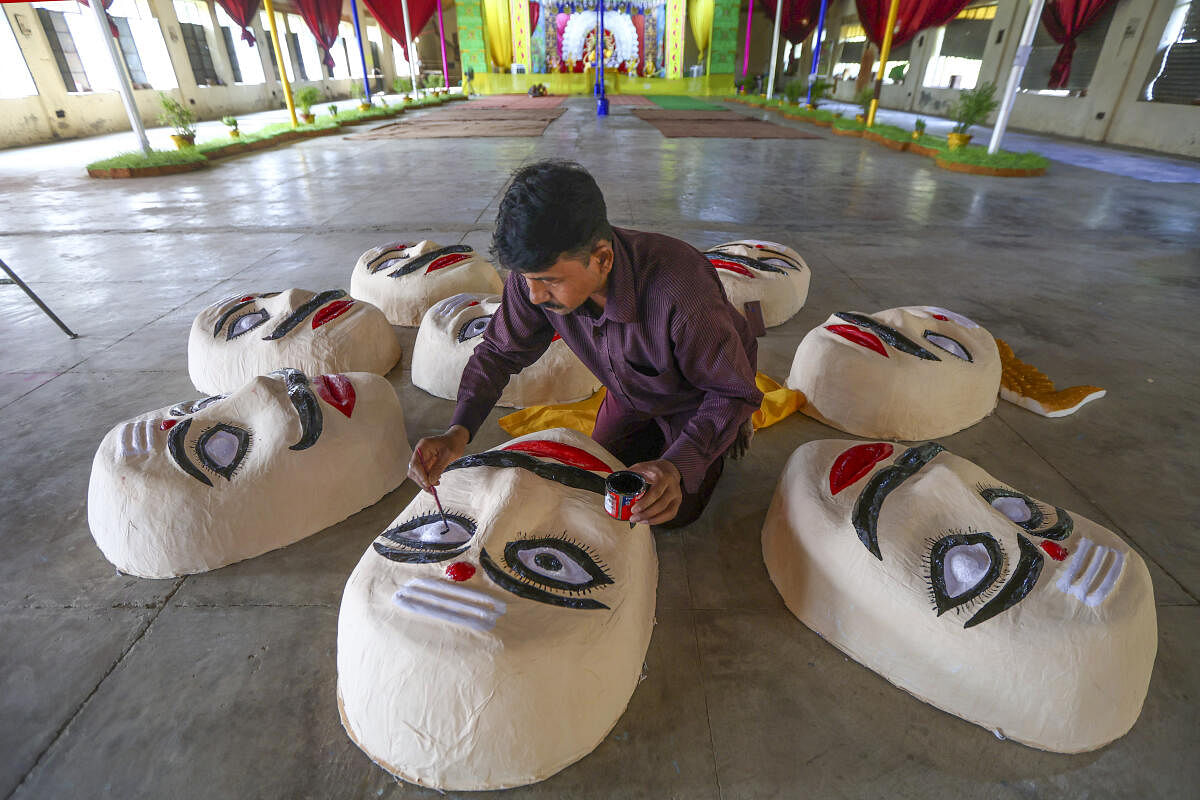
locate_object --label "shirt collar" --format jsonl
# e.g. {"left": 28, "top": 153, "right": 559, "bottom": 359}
{"left": 596, "top": 228, "right": 637, "bottom": 324}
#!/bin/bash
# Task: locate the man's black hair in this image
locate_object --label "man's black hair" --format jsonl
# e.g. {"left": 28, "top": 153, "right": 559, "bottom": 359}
{"left": 491, "top": 161, "right": 614, "bottom": 274}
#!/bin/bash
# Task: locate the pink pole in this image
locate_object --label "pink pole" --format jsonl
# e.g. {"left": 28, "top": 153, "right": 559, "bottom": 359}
{"left": 436, "top": 0, "right": 449, "bottom": 88}
{"left": 741, "top": 0, "right": 754, "bottom": 76}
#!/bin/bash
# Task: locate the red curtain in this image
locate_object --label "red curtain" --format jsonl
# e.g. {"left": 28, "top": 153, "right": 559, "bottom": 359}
{"left": 294, "top": 0, "right": 341, "bottom": 69}
{"left": 76, "top": 0, "right": 118, "bottom": 38}
{"left": 633, "top": 12, "right": 645, "bottom": 75}
{"left": 361, "top": 0, "right": 438, "bottom": 58}
{"left": 215, "top": 0, "right": 262, "bottom": 45}
{"left": 758, "top": 0, "right": 823, "bottom": 45}
{"left": 529, "top": 1, "right": 540, "bottom": 33}
{"left": 1041, "top": 0, "right": 1116, "bottom": 89}
{"left": 855, "top": 0, "right": 972, "bottom": 48}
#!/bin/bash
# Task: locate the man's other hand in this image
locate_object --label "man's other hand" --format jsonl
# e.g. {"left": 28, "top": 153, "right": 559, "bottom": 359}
{"left": 408, "top": 425, "right": 470, "bottom": 491}
{"left": 628, "top": 459, "right": 682, "bottom": 525}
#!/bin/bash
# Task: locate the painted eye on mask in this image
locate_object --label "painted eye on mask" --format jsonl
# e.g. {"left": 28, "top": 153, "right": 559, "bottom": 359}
{"left": 926, "top": 530, "right": 1044, "bottom": 628}
{"left": 479, "top": 537, "right": 614, "bottom": 610}
{"left": 374, "top": 512, "right": 477, "bottom": 563}
{"left": 194, "top": 423, "right": 251, "bottom": 479}
{"left": 979, "top": 487, "right": 1074, "bottom": 541}
{"left": 457, "top": 315, "right": 492, "bottom": 342}
{"left": 923, "top": 331, "right": 972, "bottom": 362}
{"left": 169, "top": 395, "right": 226, "bottom": 417}
{"left": 227, "top": 308, "right": 270, "bottom": 339}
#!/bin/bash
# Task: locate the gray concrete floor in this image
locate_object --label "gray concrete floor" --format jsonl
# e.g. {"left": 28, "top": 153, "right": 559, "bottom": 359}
{"left": 1, "top": 97, "right": 1198, "bottom": 800}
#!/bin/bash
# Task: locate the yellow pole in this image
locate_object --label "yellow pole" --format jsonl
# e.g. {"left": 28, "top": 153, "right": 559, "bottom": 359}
{"left": 262, "top": 0, "right": 299, "bottom": 127}
{"left": 866, "top": 0, "right": 900, "bottom": 127}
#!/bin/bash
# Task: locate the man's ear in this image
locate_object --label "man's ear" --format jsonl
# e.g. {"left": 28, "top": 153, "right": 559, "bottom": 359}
{"left": 593, "top": 240, "right": 614, "bottom": 276}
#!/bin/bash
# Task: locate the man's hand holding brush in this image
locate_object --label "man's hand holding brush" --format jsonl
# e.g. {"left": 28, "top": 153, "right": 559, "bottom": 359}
{"left": 408, "top": 425, "right": 471, "bottom": 491}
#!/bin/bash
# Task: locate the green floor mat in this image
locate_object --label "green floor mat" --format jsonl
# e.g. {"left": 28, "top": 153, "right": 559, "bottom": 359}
{"left": 645, "top": 95, "right": 726, "bottom": 110}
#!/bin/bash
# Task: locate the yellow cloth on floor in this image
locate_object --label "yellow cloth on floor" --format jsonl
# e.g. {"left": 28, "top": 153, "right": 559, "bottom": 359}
{"left": 752, "top": 372, "right": 806, "bottom": 430}
{"left": 499, "top": 388, "right": 608, "bottom": 437}
{"left": 497, "top": 373, "right": 804, "bottom": 437}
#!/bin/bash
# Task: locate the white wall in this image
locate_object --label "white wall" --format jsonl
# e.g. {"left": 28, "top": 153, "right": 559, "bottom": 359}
{"left": 0, "top": 0, "right": 387, "bottom": 149}
{"left": 818, "top": 0, "right": 1199, "bottom": 158}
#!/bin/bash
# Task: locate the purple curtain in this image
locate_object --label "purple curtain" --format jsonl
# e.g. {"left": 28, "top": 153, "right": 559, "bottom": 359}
{"left": 361, "top": 0, "right": 438, "bottom": 59}
{"left": 1041, "top": 0, "right": 1117, "bottom": 89}
{"left": 215, "top": 0, "right": 262, "bottom": 45}
{"left": 855, "top": 0, "right": 973, "bottom": 48}
{"left": 758, "top": 0, "right": 823, "bottom": 45}
{"left": 295, "top": 0, "right": 341, "bottom": 69}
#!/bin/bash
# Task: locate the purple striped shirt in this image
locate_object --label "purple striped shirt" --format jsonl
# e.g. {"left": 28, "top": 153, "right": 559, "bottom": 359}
{"left": 451, "top": 227, "right": 762, "bottom": 492}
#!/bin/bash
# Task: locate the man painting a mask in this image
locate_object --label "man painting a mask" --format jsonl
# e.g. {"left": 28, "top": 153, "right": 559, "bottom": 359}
{"left": 408, "top": 161, "right": 762, "bottom": 527}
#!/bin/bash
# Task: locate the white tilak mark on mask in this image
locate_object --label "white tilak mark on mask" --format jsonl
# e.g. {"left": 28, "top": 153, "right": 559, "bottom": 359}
{"left": 392, "top": 577, "right": 507, "bottom": 631}
{"left": 1055, "top": 537, "right": 1125, "bottom": 607}
{"left": 118, "top": 420, "right": 156, "bottom": 457}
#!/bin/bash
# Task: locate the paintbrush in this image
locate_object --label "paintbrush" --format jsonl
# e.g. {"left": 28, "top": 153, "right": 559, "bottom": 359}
{"left": 414, "top": 446, "right": 450, "bottom": 533}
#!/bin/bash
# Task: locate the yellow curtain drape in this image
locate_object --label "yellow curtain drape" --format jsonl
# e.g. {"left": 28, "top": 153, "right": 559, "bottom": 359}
{"left": 482, "top": 0, "right": 513, "bottom": 70}
{"left": 687, "top": 0, "right": 713, "bottom": 61}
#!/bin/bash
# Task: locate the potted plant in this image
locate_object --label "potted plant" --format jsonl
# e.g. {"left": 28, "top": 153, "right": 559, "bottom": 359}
{"left": 157, "top": 92, "right": 197, "bottom": 149}
{"left": 328, "top": 104, "right": 338, "bottom": 118}
{"left": 807, "top": 78, "right": 832, "bottom": 110}
{"left": 221, "top": 115, "right": 239, "bottom": 138}
{"left": 913, "top": 117, "right": 926, "bottom": 140}
{"left": 947, "top": 81, "right": 999, "bottom": 150}
{"left": 295, "top": 86, "right": 321, "bottom": 123}
{"left": 854, "top": 86, "right": 875, "bottom": 123}
{"left": 352, "top": 82, "right": 371, "bottom": 111}
{"left": 783, "top": 80, "right": 805, "bottom": 108}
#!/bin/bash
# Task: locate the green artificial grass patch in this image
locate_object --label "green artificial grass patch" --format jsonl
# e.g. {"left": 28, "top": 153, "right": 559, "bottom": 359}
{"left": 87, "top": 148, "right": 208, "bottom": 170}
{"left": 832, "top": 117, "right": 866, "bottom": 131}
{"left": 936, "top": 146, "right": 1049, "bottom": 170}
{"left": 868, "top": 123, "right": 912, "bottom": 141}
{"left": 647, "top": 94, "right": 726, "bottom": 110}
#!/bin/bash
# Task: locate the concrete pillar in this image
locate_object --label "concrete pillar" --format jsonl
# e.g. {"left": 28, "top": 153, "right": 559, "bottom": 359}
{"left": 148, "top": 0, "right": 201, "bottom": 96}
{"left": 204, "top": 0, "right": 238, "bottom": 87}
{"left": 375, "top": 20, "right": 398, "bottom": 90}
{"left": 3, "top": 3, "right": 67, "bottom": 139}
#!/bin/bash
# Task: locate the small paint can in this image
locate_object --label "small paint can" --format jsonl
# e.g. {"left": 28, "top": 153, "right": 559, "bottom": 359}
{"left": 605, "top": 470, "right": 647, "bottom": 521}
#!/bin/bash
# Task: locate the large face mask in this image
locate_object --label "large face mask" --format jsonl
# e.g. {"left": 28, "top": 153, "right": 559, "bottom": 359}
{"left": 704, "top": 239, "right": 811, "bottom": 328}
{"left": 349, "top": 240, "right": 504, "bottom": 326}
{"left": 337, "top": 428, "right": 657, "bottom": 790}
{"left": 88, "top": 370, "right": 411, "bottom": 579}
{"left": 787, "top": 306, "right": 1001, "bottom": 440}
{"left": 411, "top": 293, "right": 601, "bottom": 408}
{"left": 762, "top": 439, "right": 1157, "bottom": 753}
{"left": 187, "top": 289, "right": 401, "bottom": 395}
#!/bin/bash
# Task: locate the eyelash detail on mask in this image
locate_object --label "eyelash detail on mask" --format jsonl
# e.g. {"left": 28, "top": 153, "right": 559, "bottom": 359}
{"left": 503, "top": 532, "right": 612, "bottom": 592}
{"left": 193, "top": 424, "right": 252, "bottom": 480}
{"left": 922, "top": 529, "right": 1007, "bottom": 617}
{"left": 373, "top": 512, "right": 478, "bottom": 563}
{"left": 976, "top": 484, "right": 1074, "bottom": 541}
{"left": 478, "top": 532, "right": 613, "bottom": 610}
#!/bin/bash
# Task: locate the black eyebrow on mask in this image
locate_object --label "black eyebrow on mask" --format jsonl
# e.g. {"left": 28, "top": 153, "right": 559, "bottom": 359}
{"left": 835, "top": 311, "right": 941, "bottom": 361}
{"left": 705, "top": 252, "right": 788, "bottom": 275}
{"left": 270, "top": 368, "right": 323, "bottom": 450}
{"left": 386, "top": 245, "right": 473, "bottom": 278}
{"left": 262, "top": 290, "right": 346, "bottom": 341}
{"left": 212, "top": 299, "right": 253, "bottom": 338}
{"left": 166, "top": 417, "right": 213, "bottom": 486}
{"left": 852, "top": 443, "right": 945, "bottom": 559}
{"left": 444, "top": 450, "right": 607, "bottom": 495}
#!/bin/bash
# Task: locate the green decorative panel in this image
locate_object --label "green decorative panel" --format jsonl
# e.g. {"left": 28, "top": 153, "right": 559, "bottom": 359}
{"left": 709, "top": 0, "right": 739, "bottom": 74}
{"left": 456, "top": 0, "right": 488, "bottom": 75}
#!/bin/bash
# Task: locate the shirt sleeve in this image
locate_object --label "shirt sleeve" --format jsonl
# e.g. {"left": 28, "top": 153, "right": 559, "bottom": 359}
{"left": 449, "top": 271, "right": 555, "bottom": 439}
{"left": 660, "top": 272, "right": 763, "bottom": 493}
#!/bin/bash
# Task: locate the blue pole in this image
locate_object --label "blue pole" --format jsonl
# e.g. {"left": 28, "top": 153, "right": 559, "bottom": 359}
{"left": 806, "top": 0, "right": 829, "bottom": 106}
{"left": 350, "top": 0, "right": 373, "bottom": 105}
{"left": 595, "top": 0, "right": 608, "bottom": 115}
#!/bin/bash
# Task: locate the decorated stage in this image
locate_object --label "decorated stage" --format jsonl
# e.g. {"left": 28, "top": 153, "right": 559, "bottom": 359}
{"left": 467, "top": 72, "right": 735, "bottom": 96}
